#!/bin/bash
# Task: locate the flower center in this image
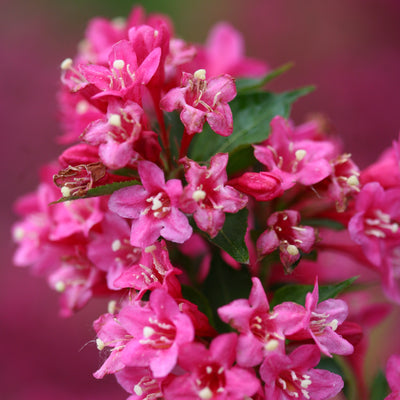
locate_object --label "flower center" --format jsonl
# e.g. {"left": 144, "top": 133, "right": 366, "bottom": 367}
{"left": 140, "top": 317, "right": 176, "bottom": 349}
{"left": 196, "top": 363, "right": 226, "bottom": 399}
{"left": 145, "top": 192, "right": 171, "bottom": 218}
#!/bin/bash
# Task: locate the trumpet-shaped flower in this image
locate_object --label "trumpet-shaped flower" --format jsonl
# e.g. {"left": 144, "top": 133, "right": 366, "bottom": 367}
{"left": 109, "top": 160, "right": 192, "bottom": 247}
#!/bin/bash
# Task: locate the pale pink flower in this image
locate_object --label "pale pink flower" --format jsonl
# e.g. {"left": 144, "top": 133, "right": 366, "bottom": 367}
{"left": 285, "top": 280, "right": 354, "bottom": 357}
{"left": 109, "top": 160, "right": 192, "bottom": 247}
{"left": 179, "top": 153, "right": 248, "bottom": 238}
{"left": 260, "top": 344, "right": 344, "bottom": 400}
{"left": 163, "top": 333, "right": 260, "bottom": 400}
{"left": 348, "top": 182, "right": 400, "bottom": 267}
{"left": 256, "top": 210, "right": 315, "bottom": 270}
{"left": 113, "top": 240, "right": 182, "bottom": 299}
{"left": 87, "top": 212, "right": 142, "bottom": 290}
{"left": 385, "top": 354, "right": 400, "bottom": 400}
{"left": 184, "top": 22, "right": 268, "bottom": 78}
{"left": 254, "top": 116, "right": 334, "bottom": 190}
{"left": 118, "top": 289, "right": 194, "bottom": 377}
{"left": 218, "top": 278, "right": 303, "bottom": 367}
{"left": 160, "top": 70, "right": 236, "bottom": 136}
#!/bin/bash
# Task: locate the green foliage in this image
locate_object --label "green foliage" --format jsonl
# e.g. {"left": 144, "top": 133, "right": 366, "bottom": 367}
{"left": 207, "top": 208, "right": 249, "bottom": 263}
{"left": 270, "top": 276, "right": 358, "bottom": 307}
{"left": 52, "top": 180, "right": 139, "bottom": 203}
{"left": 188, "top": 86, "right": 314, "bottom": 166}
{"left": 202, "top": 252, "right": 252, "bottom": 332}
{"left": 370, "top": 370, "right": 390, "bottom": 400}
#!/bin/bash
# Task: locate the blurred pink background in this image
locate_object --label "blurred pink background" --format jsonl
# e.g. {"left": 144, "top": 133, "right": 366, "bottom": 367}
{"left": 1, "top": 0, "right": 400, "bottom": 398}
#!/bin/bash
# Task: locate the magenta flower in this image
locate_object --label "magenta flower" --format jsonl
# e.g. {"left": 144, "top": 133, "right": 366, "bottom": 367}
{"left": 160, "top": 69, "right": 236, "bottom": 136}
{"left": 218, "top": 277, "right": 304, "bottom": 367}
{"left": 118, "top": 289, "right": 195, "bottom": 378}
{"left": 260, "top": 344, "right": 344, "bottom": 400}
{"left": 163, "top": 333, "right": 260, "bottom": 400}
{"left": 348, "top": 182, "right": 400, "bottom": 267}
{"left": 109, "top": 160, "right": 192, "bottom": 247}
{"left": 113, "top": 240, "right": 182, "bottom": 299}
{"left": 385, "top": 354, "right": 400, "bottom": 400}
{"left": 254, "top": 116, "right": 334, "bottom": 190}
{"left": 82, "top": 99, "right": 148, "bottom": 170}
{"left": 87, "top": 212, "right": 142, "bottom": 290}
{"left": 256, "top": 210, "right": 315, "bottom": 270}
{"left": 179, "top": 153, "right": 248, "bottom": 238}
{"left": 285, "top": 280, "right": 354, "bottom": 357}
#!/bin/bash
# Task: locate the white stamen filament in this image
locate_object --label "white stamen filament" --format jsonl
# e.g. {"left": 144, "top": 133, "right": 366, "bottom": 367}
{"left": 134, "top": 385, "right": 143, "bottom": 396}
{"left": 145, "top": 244, "right": 157, "bottom": 253}
{"left": 206, "top": 366, "right": 212, "bottom": 374}
{"left": 347, "top": 175, "right": 359, "bottom": 186}
{"left": 143, "top": 326, "right": 156, "bottom": 338}
{"left": 108, "top": 300, "right": 117, "bottom": 314}
{"left": 265, "top": 339, "right": 280, "bottom": 351}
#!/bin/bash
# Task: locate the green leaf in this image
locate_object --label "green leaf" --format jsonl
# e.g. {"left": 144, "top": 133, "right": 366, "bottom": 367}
{"left": 235, "top": 62, "right": 294, "bottom": 94}
{"left": 207, "top": 208, "right": 249, "bottom": 263}
{"left": 270, "top": 276, "right": 358, "bottom": 307}
{"left": 188, "top": 86, "right": 314, "bottom": 163}
{"left": 370, "top": 370, "right": 389, "bottom": 400}
{"left": 52, "top": 180, "right": 139, "bottom": 203}
{"left": 202, "top": 252, "right": 252, "bottom": 332}
{"left": 181, "top": 284, "right": 215, "bottom": 326}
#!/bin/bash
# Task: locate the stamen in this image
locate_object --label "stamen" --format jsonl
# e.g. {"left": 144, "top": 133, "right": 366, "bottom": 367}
{"left": 61, "top": 58, "right": 73, "bottom": 70}
{"left": 287, "top": 244, "right": 299, "bottom": 256}
{"left": 145, "top": 244, "right": 157, "bottom": 253}
{"left": 111, "top": 239, "right": 122, "bottom": 252}
{"left": 109, "top": 114, "right": 122, "bottom": 127}
{"left": 54, "top": 281, "right": 66, "bottom": 292}
{"left": 347, "top": 175, "right": 359, "bottom": 186}
{"left": 264, "top": 339, "right": 279, "bottom": 351}
{"left": 13, "top": 227, "right": 25, "bottom": 241}
{"left": 108, "top": 300, "right": 117, "bottom": 314}
{"left": 143, "top": 326, "right": 156, "bottom": 338}
{"left": 76, "top": 100, "right": 89, "bottom": 114}
{"left": 295, "top": 149, "right": 307, "bottom": 161}
{"left": 206, "top": 366, "right": 212, "bottom": 374}
{"left": 194, "top": 69, "right": 206, "bottom": 80}
{"left": 113, "top": 59, "right": 125, "bottom": 70}
{"left": 61, "top": 186, "right": 72, "bottom": 197}
{"left": 134, "top": 385, "right": 143, "bottom": 396}
{"left": 96, "top": 338, "right": 105, "bottom": 351}
{"left": 192, "top": 189, "right": 206, "bottom": 202}
{"left": 198, "top": 387, "right": 213, "bottom": 400}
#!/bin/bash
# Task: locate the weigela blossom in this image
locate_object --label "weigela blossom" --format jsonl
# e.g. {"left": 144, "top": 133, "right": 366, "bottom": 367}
{"left": 163, "top": 333, "right": 260, "bottom": 400}
{"left": 260, "top": 344, "right": 344, "bottom": 400}
{"left": 109, "top": 160, "right": 192, "bottom": 247}
{"left": 117, "top": 288, "right": 194, "bottom": 378}
{"left": 180, "top": 153, "right": 248, "bottom": 238}
{"left": 348, "top": 182, "right": 400, "bottom": 266}
{"left": 218, "top": 278, "right": 303, "bottom": 367}
{"left": 385, "top": 354, "right": 400, "bottom": 400}
{"left": 254, "top": 116, "right": 334, "bottom": 190}
{"left": 160, "top": 69, "right": 236, "bottom": 136}
{"left": 284, "top": 280, "right": 354, "bottom": 357}
{"left": 257, "top": 209, "right": 316, "bottom": 270}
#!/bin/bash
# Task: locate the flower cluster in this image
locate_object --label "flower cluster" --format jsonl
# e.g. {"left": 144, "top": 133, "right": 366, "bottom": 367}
{"left": 12, "top": 5, "right": 400, "bottom": 399}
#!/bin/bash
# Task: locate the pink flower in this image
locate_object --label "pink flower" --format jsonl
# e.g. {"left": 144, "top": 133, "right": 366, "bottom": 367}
{"left": 179, "top": 153, "right": 248, "bottom": 238}
{"left": 87, "top": 212, "right": 142, "bottom": 290}
{"left": 260, "top": 345, "right": 344, "bottom": 400}
{"left": 348, "top": 182, "right": 400, "bottom": 266}
{"left": 256, "top": 210, "right": 315, "bottom": 270}
{"left": 227, "top": 171, "right": 283, "bottom": 202}
{"left": 285, "top": 280, "right": 354, "bottom": 357}
{"left": 184, "top": 22, "right": 268, "bottom": 78}
{"left": 163, "top": 333, "right": 260, "bottom": 400}
{"left": 118, "top": 289, "right": 194, "bottom": 377}
{"left": 385, "top": 354, "right": 400, "bottom": 400}
{"left": 254, "top": 116, "right": 334, "bottom": 190}
{"left": 218, "top": 278, "right": 303, "bottom": 367}
{"left": 82, "top": 99, "right": 156, "bottom": 170}
{"left": 160, "top": 69, "right": 236, "bottom": 136}
{"left": 109, "top": 160, "right": 192, "bottom": 247}
{"left": 113, "top": 240, "right": 182, "bottom": 299}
